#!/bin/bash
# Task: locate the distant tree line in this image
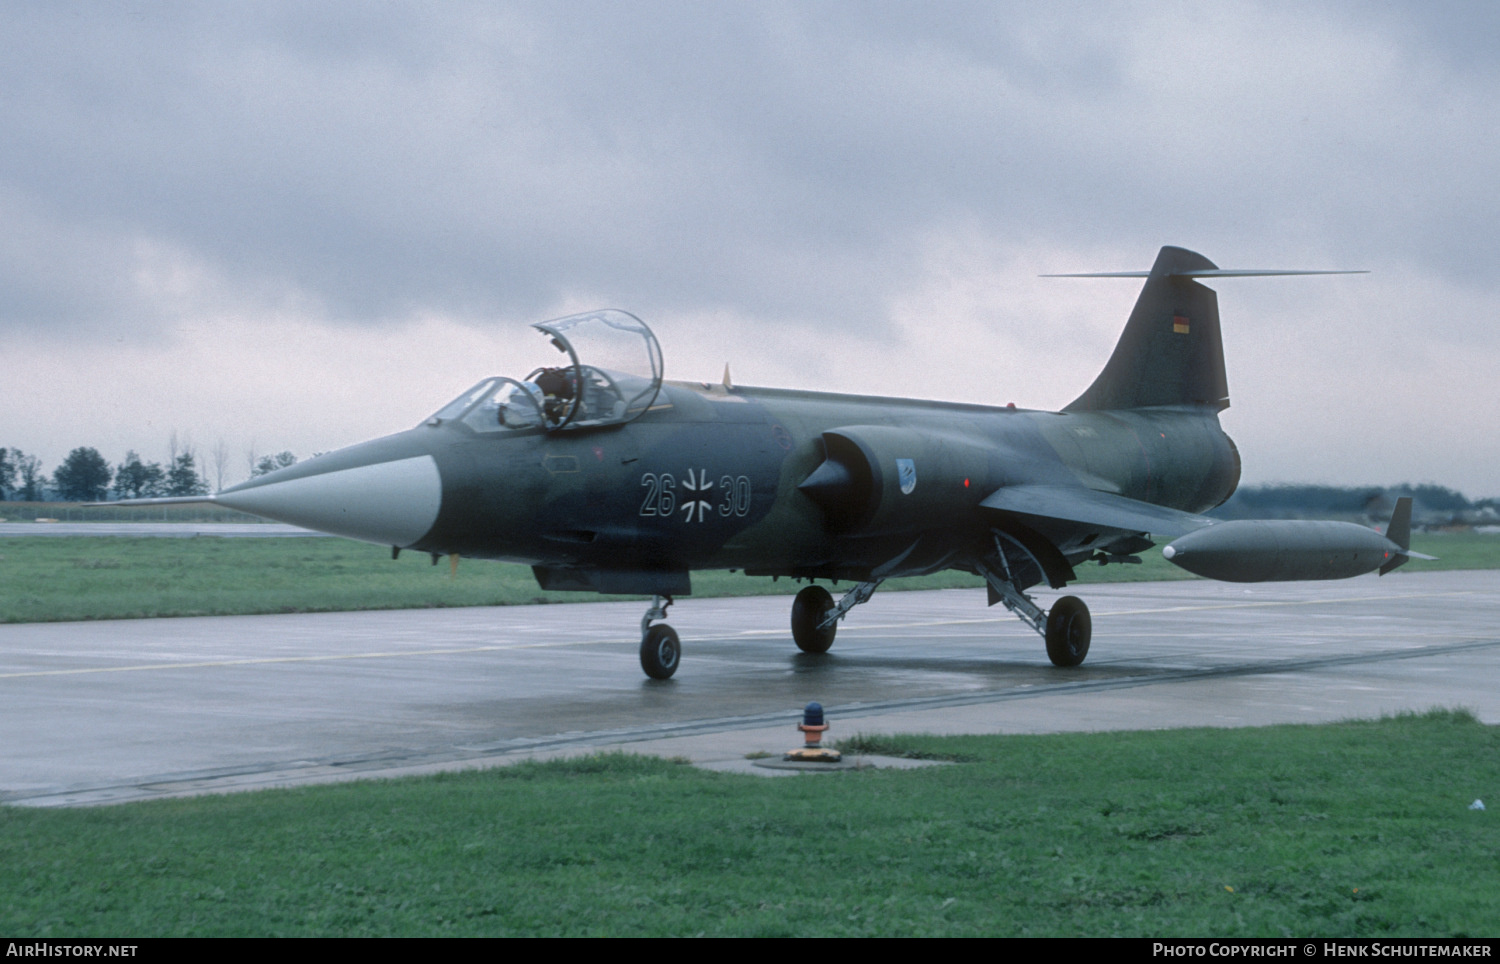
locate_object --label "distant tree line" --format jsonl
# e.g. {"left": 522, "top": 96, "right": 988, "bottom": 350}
{"left": 0, "top": 443, "right": 299, "bottom": 502}
{"left": 253, "top": 452, "right": 299, "bottom": 477}
{"left": 0, "top": 448, "right": 46, "bottom": 502}
{"left": 1209, "top": 484, "right": 1499, "bottom": 525}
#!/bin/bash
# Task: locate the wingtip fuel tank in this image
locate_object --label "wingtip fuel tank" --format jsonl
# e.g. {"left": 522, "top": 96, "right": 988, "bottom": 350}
{"left": 1161, "top": 498, "right": 1420, "bottom": 582}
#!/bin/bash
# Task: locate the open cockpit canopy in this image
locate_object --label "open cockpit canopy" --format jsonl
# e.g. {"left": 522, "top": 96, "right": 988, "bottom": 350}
{"left": 425, "top": 310, "right": 664, "bottom": 434}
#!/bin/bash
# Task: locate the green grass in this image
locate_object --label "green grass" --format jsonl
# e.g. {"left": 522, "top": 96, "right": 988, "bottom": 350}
{"left": 0, "top": 537, "right": 986, "bottom": 623}
{"left": 0, "top": 501, "right": 262, "bottom": 523}
{"left": 1, "top": 530, "right": 1492, "bottom": 623}
{"left": 2, "top": 710, "right": 1495, "bottom": 936}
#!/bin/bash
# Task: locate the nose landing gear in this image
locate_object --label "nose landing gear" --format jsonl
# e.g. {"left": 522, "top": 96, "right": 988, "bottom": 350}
{"left": 639, "top": 595, "right": 680, "bottom": 679}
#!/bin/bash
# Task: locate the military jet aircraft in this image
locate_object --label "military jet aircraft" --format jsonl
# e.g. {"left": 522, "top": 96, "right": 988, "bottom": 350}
{"left": 125, "top": 245, "right": 1422, "bottom": 679}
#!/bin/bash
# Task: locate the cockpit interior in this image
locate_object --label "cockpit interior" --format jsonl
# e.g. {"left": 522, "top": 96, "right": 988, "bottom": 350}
{"left": 425, "top": 309, "right": 665, "bottom": 434}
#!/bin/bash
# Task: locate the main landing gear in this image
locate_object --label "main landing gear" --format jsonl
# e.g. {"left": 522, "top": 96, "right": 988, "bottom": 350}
{"left": 639, "top": 595, "right": 680, "bottom": 679}
{"left": 790, "top": 579, "right": 883, "bottom": 654}
{"left": 977, "top": 535, "right": 1092, "bottom": 668}
{"left": 1043, "top": 595, "right": 1091, "bottom": 667}
{"left": 637, "top": 557, "right": 1089, "bottom": 677}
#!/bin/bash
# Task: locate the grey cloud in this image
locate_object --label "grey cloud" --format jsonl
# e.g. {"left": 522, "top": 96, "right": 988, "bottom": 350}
{"left": 1, "top": 1, "right": 1496, "bottom": 342}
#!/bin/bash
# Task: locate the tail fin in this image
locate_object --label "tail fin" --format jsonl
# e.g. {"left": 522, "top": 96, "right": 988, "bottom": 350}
{"left": 1378, "top": 496, "right": 1438, "bottom": 575}
{"left": 1061, "top": 246, "right": 1230, "bottom": 413}
{"left": 1385, "top": 496, "right": 1413, "bottom": 553}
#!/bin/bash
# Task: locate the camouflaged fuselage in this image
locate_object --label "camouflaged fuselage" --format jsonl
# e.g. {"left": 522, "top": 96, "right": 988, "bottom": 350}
{"left": 395, "top": 379, "right": 1239, "bottom": 588}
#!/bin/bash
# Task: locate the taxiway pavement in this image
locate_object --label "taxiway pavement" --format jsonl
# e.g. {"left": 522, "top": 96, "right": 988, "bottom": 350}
{"left": 1, "top": 570, "right": 1495, "bottom": 806}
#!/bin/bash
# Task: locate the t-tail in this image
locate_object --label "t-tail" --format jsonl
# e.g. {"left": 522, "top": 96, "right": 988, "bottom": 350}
{"left": 1060, "top": 246, "right": 1230, "bottom": 413}
{"left": 1052, "top": 245, "right": 1364, "bottom": 414}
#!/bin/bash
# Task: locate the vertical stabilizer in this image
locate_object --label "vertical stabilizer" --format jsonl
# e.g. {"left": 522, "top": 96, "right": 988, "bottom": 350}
{"left": 1063, "top": 246, "right": 1230, "bottom": 413}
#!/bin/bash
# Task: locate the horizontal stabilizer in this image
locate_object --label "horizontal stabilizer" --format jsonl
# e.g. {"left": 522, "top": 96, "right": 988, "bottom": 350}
{"left": 981, "top": 484, "right": 1212, "bottom": 539}
{"left": 1042, "top": 269, "right": 1367, "bottom": 278}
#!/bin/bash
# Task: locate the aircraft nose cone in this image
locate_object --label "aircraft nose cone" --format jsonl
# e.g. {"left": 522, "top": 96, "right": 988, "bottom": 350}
{"left": 215, "top": 454, "right": 443, "bottom": 547}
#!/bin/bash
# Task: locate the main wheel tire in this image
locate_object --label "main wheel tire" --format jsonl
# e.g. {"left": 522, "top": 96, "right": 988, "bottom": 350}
{"left": 640, "top": 623, "right": 681, "bottom": 679}
{"left": 1045, "top": 595, "right": 1091, "bottom": 667}
{"left": 791, "top": 585, "right": 837, "bottom": 654}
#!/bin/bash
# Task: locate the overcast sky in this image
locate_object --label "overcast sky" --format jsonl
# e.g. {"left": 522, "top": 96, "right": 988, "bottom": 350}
{"left": 3, "top": 1, "right": 1496, "bottom": 495}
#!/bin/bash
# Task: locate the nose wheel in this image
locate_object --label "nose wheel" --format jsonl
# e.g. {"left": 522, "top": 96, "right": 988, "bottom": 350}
{"left": 639, "top": 595, "right": 679, "bottom": 679}
{"left": 640, "top": 623, "right": 681, "bottom": 679}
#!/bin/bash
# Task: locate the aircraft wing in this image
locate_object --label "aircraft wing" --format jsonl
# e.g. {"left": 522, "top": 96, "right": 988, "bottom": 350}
{"left": 979, "top": 484, "right": 1216, "bottom": 539}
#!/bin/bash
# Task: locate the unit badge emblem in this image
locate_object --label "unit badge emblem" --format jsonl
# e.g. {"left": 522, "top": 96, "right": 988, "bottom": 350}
{"left": 897, "top": 458, "right": 917, "bottom": 495}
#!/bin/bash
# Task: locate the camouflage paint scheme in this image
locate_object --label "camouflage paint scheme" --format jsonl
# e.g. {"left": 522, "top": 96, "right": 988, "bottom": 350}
{"left": 409, "top": 382, "right": 1239, "bottom": 594}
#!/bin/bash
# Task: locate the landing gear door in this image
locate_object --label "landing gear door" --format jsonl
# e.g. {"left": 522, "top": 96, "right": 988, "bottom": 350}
{"left": 530, "top": 310, "right": 665, "bottom": 432}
